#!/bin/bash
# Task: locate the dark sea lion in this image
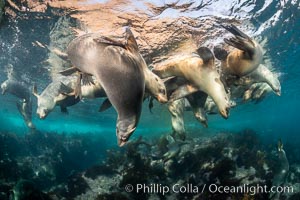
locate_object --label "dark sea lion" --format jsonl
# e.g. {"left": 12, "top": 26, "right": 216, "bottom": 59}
{"left": 153, "top": 47, "right": 230, "bottom": 119}
{"left": 168, "top": 98, "right": 186, "bottom": 140}
{"left": 215, "top": 24, "right": 263, "bottom": 76}
{"left": 1, "top": 79, "right": 31, "bottom": 102}
{"left": 1, "top": 79, "right": 35, "bottom": 129}
{"left": 16, "top": 100, "right": 35, "bottom": 129}
{"left": 66, "top": 28, "right": 145, "bottom": 146}
{"left": 185, "top": 91, "right": 208, "bottom": 128}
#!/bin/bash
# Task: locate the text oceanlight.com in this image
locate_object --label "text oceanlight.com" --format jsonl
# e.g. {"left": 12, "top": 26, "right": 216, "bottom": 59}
{"left": 124, "top": 183, "right": 294, "bottom": 196}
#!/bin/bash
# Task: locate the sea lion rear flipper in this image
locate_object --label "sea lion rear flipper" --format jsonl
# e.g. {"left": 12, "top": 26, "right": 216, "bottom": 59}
{"left": 221, "top": 24, "right": 255, "bottom": 55}
{"left": 99, "top": 98, "right": 112, "bottom": 112}
{"left": 148, "top": 97, "right": 154, "bottom": 113}
{"left": 169, "top": 84, "right": 199, "bottom": 102}
{"left": 224, "top": 37, "right": 255, "bottom": 55}
{"left": 60, "top": 106, "right": 68, "bottom": 114}
{"left": 213, "top": 46, "right": 228, "bottom": 61}
{"left": 221, "top": 24, "right": 251, "bottom": 39}
{"left": 74, "top": 74, "right": 82, "bottom": 99}
{"left": 124, "top": 27, "right": 139, "bottom": 53}
{"left": 197, "top": 47, "right": 214, "bottom": 65}
{"left": 81, "top": 73, "right": 95, "bottom": 85}
{"left": 59, "top": 67, "right": 79, "bottom": 76}
{"left": 16, "top": 101, "right": 24, "bottom": 115}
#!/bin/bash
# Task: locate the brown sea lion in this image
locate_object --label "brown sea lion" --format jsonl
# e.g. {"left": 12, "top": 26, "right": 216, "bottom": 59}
{"left": 153, "top": 47, "right": 230, "bottom": 119}
{"left": 216, "top": 24, "right": 263, "bottom": 76}
{"left": 66, "top": 28, "right": 145, "bottom": 146}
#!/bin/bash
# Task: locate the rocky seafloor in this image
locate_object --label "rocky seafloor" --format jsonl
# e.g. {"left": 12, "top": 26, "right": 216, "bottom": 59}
{"left": 0, "top": 130, "right": 300, "bottom": 200}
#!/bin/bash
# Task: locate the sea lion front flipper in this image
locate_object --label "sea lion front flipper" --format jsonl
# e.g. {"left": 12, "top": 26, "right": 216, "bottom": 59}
{"left": 16, "top": 101, "right": 24, "bottom": 115}
{"left": 169, "top": 84, "right": 199, "bottom": 102}
{"left": 81, "top": 73, "right": 95, "bottom": 85}
{"left": 60, "top": 106, "right": 68, "bottom": 114}
{"left": 162, "top": 76, "right": 177, "bottom": 83}
{"left": 99, "top": 98, "right": 112, "bottom": 112}
{"left": 59, "top": 67, "right": 79, "bottom": 76}
{"left": 148, "top": 97, "right": 154, "bottom": 113}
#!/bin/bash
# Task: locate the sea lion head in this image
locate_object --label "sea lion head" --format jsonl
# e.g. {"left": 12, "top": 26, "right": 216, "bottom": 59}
{"left": 1, "top": 81, "right": 8, "bottom": 94}
{"left": 116, "top": 116, "right": 137, "bottom": 147}
{"left": 256, "top": 64, "right": 281, "bottom": 96}
{"left": 146, "top": 73, "right": 168, "bottom": 103}
{"left": 36, "top": 97, "right": 56, "bottom": 119}
{"left": 206, "top": 72, "right": 230, "bottom": 119}
{"left": 266, "top": 74, "right": 281, "bottom": 96}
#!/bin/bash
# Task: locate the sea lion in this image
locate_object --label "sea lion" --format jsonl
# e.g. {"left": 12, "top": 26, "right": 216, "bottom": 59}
{"left": 1, "top": 79, "right": 31, "bottom": 102}
{"left": 66, "top": 28, "right": 145, "bottom": 146}
{"left": 1, "top": 79, "right": 35, "bottom": 129}
{"left": 215, "top": 24, "right": 263, "bottom": 76}
{"left": 236, "top": 64, "right": 281, "bottom": 96}
{"left": 153, "top": 47, "right": 230, "bottom": 119}
{"left": 168, "top": 98, "right": 186, "bottom": 140}
{"left": 16, "top": 100, "right": 35, "bottom": 129}
{"left": 269, "top": 139, "right": 289, "bottom": 200}
{"left": 33, "top": 76, "right": 105, "bottom": 119}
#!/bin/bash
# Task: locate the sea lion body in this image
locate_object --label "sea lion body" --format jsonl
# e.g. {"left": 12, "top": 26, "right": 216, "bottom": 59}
{"left": 1, "top": 79, "right": 30, "bottom": 102}
{"left": 153, "top": 48, "right": 230, "bottom": 119}
{"left": 67, "top": 29, "right": 145, "bottom": 146}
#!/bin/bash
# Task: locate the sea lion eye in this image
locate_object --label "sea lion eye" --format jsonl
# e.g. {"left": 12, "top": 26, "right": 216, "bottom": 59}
{"left": 215, "top": 78, "right": 222, "bottom": 85}
{"left": 159, "top": 89, "right": 166, "bottom": 95}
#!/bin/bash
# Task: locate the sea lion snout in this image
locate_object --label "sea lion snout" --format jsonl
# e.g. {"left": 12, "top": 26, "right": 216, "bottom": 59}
{"left": 220, "top": 106, "right": 230, "bottom": 119}
{"left": 37, "top": 109, "right": 47, "bottom": 119}
{"left": 116, "top": 118, "right": 137, "bottom": 147}
{"left": 157, "top": 93, "right": 168, "bottom": 103}
{"left": 117, "top": 126, "right": 136, "bottom": 147}
{"left": 275, "top": 89, "right": 281, "bottom": 96}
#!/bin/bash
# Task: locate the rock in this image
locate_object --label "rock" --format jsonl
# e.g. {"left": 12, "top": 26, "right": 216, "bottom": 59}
{"left": 4, "top": 0, "right": 239, "bottom": 64}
